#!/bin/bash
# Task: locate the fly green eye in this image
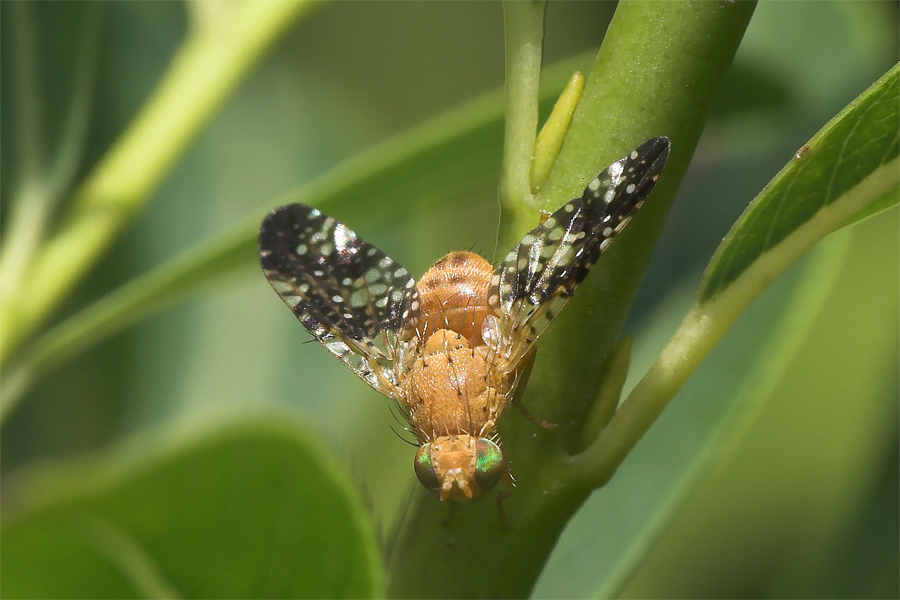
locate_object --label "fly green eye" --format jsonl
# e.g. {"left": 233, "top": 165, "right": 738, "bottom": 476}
{"left": 474, "top": 438, "right": 506, "bottom": 492}
{"left": 414, "top": 444, "right": 439, "bottom": 491}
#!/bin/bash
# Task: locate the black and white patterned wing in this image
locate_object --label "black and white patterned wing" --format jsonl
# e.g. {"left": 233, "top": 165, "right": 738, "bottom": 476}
{"left": 490, "top": 137, "right": 670, "bottom": 367}
{"left": 258, "top": 204, "right": 420, "bottom": 397}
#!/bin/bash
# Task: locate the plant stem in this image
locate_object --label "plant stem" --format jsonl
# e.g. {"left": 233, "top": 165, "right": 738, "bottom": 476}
{"left": 387, "top": 3, "right": 755, "bottom": 597}
{"left": 577, "top": 335, "right": 633, "bottom": 452}
{"left": 498, "top": 0, "right": 547, "bottom": 243}
{"left": 0, "top": 4, "right": 102, "bottom": 310}
{"left": 0, "top": 2, "right": 49, "bottom": 307}
{"left": 46, "top": 4, "right": 103, "bottom": 211}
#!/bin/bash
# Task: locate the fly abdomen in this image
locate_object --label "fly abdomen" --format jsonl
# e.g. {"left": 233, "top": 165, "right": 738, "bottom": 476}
{"left": 416, "top": 251, "right": 495, "bottom": 345}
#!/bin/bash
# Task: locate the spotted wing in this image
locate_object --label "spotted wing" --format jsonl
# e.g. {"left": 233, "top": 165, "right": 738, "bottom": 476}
{"left": 491, "top": 137, "right": 670, "bottom": 366}
{"left": 258, "top": 204, "right": 420, "bottom": 397}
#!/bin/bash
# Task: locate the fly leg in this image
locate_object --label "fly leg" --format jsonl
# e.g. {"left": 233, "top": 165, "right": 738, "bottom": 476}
{"left": 515, "top": 399, "right": 557, "bottom": 431}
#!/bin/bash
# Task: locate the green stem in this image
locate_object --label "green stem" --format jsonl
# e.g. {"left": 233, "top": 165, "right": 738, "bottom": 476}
{"left": 387, "top": 3, "right": 755, "bottom": 598}
{"left": 0, "top": 2, "right": 49, "bottom": 306}
{"left": 7, "top": 1, "right": 43, "bottom": 186}
{"left": 46, "top": 4, "right": 103, "bottom": 210}
{"left": 498, "top": 0, "right": 547, "bottom": 245}
{"left": 577, "top": 335, "right": 633, "bottom": 452}
{"left": 0, "top": 4, "right": 102, "bottom": 309}
{"left": 0, "top": 0, "right": 314, "bottom": 366}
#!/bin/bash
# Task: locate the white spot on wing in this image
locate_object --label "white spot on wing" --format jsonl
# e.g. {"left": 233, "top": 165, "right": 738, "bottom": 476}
{"left": 333, "top": 223, "right": 356, "bottom": 253}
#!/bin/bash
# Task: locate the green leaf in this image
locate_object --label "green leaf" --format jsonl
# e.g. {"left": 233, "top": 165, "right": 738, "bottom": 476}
{"left": 1, "top": 413, "right": 382, "bottom": 598}
{"left": 597, "top": 64, "right": 899, "bottom": 499}
{"left": 839, "top": 185, "right": 899, "bottom": 229}
{"left": 616, "top": 207, "right": 899, "bottom": 598}
{"left": 534, "top": 202, "right": 897, "bottom": 599}
{"left": 700, "top": 63, "right": 899, "bottom": 304}
{"left": 533, "top": 222, "right": 847, "bottom": 598}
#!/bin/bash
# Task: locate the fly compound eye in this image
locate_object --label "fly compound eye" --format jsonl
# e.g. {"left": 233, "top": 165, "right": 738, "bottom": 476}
{"left": 474, "top": 438, "right": 506, "bottom": 492}
{"left": 413, "top": 444, "right": 439, "bottom": 491}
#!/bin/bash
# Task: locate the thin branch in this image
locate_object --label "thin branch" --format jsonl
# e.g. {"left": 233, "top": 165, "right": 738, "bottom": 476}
{"left": 498, "top": 0, "right": 547, "bottom": 245}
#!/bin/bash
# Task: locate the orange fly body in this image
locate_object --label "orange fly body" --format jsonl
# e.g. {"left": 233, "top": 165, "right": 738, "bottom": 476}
{"left": 258, "top": 137, "right": 670, "bottom": 501}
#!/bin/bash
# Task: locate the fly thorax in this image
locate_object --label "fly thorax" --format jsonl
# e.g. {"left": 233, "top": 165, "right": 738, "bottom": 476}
{"left": 403, "top": 329, "right": 507, "bottom": 438}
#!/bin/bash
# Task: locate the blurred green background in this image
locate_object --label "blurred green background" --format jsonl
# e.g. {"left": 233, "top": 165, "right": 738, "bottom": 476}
{"left": 2, "top": 1, "right": 897, "bottom": 598}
